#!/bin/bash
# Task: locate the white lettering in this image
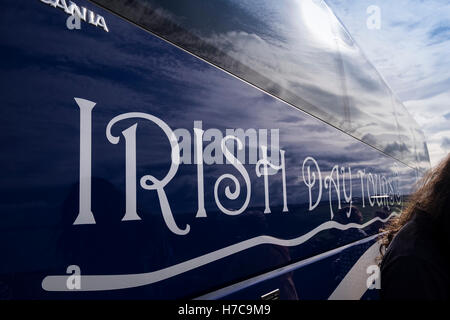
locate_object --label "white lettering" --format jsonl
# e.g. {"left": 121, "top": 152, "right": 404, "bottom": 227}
{"left": 302, "top": 157, "right": 322, "bottom": 211}
{"left": 194, "top": 121, "right": 207, "bottom": 218}
{"left": 73, "top": 98, "right": 96, "bottom": 225}
{"left": 214, "top": 136, "right": 251, "bottom": 216}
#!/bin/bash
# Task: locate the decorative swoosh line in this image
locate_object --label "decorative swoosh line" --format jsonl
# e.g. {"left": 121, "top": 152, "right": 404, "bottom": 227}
{"left": 41, "top": 212, "right": 398, "bottom": 291}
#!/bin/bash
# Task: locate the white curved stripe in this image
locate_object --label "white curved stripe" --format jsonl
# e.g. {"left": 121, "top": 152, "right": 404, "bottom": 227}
{"left": 42, "top": 213, "right": 397, "bottom": 292}
{"left": 328, "top": 242, "right": 381, "bottom": 300}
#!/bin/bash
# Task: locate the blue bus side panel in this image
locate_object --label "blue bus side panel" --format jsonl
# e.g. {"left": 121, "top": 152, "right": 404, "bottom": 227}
{"left": 218, "top": 239, "right": 379, "bottom": 300}
{"left": 0, "top": 0, "right": 415, "bottom": 299}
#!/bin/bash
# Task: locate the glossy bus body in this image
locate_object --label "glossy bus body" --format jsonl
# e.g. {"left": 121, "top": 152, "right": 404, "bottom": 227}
{"left": 0, "top": 0, "right": 430, "bottom": 299}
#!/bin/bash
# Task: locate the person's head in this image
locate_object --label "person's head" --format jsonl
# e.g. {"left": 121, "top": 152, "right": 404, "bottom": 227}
{"left": 380, "top": 153, "right": 450, "bottom": 255}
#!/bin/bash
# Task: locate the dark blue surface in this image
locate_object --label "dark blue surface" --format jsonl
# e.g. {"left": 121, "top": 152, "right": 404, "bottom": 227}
{"left": 0, "top": 0, "right": 419, "bottom": 299}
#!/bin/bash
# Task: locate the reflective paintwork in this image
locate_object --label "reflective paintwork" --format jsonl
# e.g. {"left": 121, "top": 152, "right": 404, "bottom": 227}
{"left": 93, "top": 0, "right": 430, "bottom": 172}
{"left": 0, "top": 0, "right": 424, "bottom": 299}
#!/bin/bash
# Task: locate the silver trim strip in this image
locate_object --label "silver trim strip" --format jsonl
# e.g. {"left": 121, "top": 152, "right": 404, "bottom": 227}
{"left": 194, "top": 233, "right": 382, "bottom": 300}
